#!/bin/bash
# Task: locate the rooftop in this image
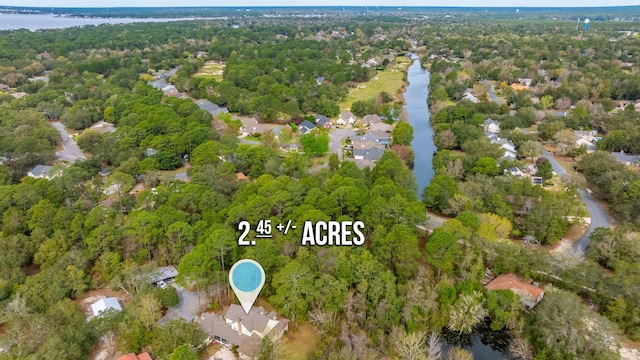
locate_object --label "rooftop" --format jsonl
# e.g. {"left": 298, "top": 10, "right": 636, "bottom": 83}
{"left": 90, "top": 297, "right": 122, "bottom": 317}
{"left": 139, "top": 265, "right": 178, "bottom": 284}
{"left": 486, "top": 273, "right": 544, "bottom": 308}
{"left": 27, "top": 165, "right": 54, "bottom": 179}
{"left": 612, "top": 151, "right": 639, "bottom": 164}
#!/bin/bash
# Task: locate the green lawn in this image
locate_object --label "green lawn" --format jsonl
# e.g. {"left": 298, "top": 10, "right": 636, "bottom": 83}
{"left": 311, "top": 153, "right": 330, "bottom": 167}
{"left": 339, "top": 59, "right": 410, "bottom": 111}
{"left": 278, "top": 322, "right": 320, "bottom": 360}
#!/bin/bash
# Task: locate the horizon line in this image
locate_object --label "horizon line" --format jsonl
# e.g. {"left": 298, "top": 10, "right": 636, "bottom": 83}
{"left": 2, "top": 5, "right": 640, "bottom": 9}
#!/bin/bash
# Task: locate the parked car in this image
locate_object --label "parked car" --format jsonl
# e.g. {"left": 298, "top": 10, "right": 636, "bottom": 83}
{"left": 157, "top": 280, "right": 168, "bottom": 289}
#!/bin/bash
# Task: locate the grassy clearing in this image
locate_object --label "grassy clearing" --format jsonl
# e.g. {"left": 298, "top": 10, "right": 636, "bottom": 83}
{"left": 339, "top": 59, "right": 410, "bottom": 111}
{"left": 311, "top": 153, "right": 330, "bottom": 167}
{"left": 278, "top": 322, "right": 320, "bottom": 360}
{"left": 194, "top": 61, "right": 225, "bottom": 81}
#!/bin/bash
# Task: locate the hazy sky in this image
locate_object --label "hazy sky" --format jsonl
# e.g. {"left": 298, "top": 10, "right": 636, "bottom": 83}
{"left": 1, "top": 0, "right": 639, "bottom": 7}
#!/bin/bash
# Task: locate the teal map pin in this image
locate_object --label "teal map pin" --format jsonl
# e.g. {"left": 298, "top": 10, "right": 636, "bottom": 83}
{"left": 229, "top": 259, "right": 265, "bottom": 314}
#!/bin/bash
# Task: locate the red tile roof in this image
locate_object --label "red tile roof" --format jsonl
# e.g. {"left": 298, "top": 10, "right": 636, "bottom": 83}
{"left": 485, "top": 273, "right": 544, "bottom": 305}
{"left": 119, "top": 353, "right": 152, "bottom": 360}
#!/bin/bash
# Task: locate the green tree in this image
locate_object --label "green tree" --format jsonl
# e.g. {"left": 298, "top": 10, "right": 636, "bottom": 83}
{"left": 300, "top": 129, "right": 329, "bottom": 156}
{"left": 519, "top": 140, "right": 543, "bottom": 162}
{"left": 486, "top": 289, "right": 519, "bottom": 331}
{"left": 531, "top": 287, "right": 619, "bottom": 359}
{"left": 423, "top": 174, "right": 457, "bottom": 214}
{"left": 392, "top": 122, "right": 414, "bottom": 146}
{"left": 424, "top": 229, "right": 461, "bottom": 277}
{"left": 539, "top": 95, "right": 555, "bottom": 110}
{"left": 169, "top": 345, "right": 199, "bottom": 360}
{"left": 150, "top": 319, "right": 207, "bottom": 360}
{"left": 329, "top": 153, "right": 340, "bottom": 171}
{"left": 271, "top": 259, "right": 317, "bottom": 327}
{"left": 447, "top": 291, "right": 487, "bottom": 335}
{"left": 535, "top": 159, "right": 553, "bottom": 180}
{"left": 258, "top": 337, "right": 274, "bottom": 360}
{"left": 471, "top": 157, "right": 500, "bottom": 177}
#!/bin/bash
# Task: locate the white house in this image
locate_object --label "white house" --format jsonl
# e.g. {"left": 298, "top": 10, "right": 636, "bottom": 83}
{"left": 90, "top": 297, "right": 122, "bottom": 317}
{"left": 574, "top": 130, "right": 598, "bottom": 153}
{"left": 484, "top": 118, "right": 500, "bottom": 134}
{"left": 337, "top": 111, "right": 356, "bottom": 125}
{"left": 462, "top": 92, "right": 479, "bottom": 103}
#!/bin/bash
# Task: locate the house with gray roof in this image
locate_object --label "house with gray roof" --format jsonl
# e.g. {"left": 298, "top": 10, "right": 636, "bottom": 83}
{"left": 196, "top": 305, "right": 289, "bottom": 360}
{"left": 484, "top": 118, "right": 500, "bottom": 134}
{"left": 298, "top": 120, "right": 316, "bottom": 134}
{"left": 353, "top": 141, "right": 385, "bottom": 161}
{"left": 27, "top": 165, "right": 59, "bottom": 180}
{"left": 486, "top": 132, "right": 499, "bottom": 142}
{"left": 612, "top": 151, "right": 640, "bottom": 166}
{"left": 358, "top": 114, "right": 383, "bottom": 127}
{"left": 574, "top": 130, "right": 597, "bottom": 153}
{"left": 355, "top": 132, "right": 380, "bottom": 144}
{"left": 337, "top": 111, "right": 356, "bottom": 125}
{"left": 315, "top": 115, "right": 332, "bottom": 129}
{"left": 371, "top": 130, "right": 391, "bottom": 146}
{"left": 195, "top": 99, "right": 228, "bottom": 117}
{"left": 272, "top": 126, "right": 283, "bottom": 139}
{"left": 369, "top": 122, "right": 392, "bottom": 132}
{"left": 136, "top": 265, "right": 178, "bottom": 286}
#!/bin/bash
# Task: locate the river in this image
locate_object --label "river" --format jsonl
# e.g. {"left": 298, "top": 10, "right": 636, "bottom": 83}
{"left": 404, "top": 55, "right": 511, "bottom": 359}
{"left": 405, "top": 55, "right": 436, "bottom": 196}
{"left": 0, "top": 13, "right": 212, "bottom": 31}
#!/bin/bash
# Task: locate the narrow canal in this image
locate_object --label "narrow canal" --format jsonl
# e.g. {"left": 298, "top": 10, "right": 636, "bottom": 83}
{"left": 404, "top": 55, "right": 512, "bottom": 359}
{"left": 405, "top": 55, "right": 436, "bottom": 196}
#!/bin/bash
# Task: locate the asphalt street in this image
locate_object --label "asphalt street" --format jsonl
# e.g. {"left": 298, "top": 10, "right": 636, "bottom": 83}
{"left": 542, "top": 150, "right": 611, "bottom": 253}
{"left": 50, "top": 121, "right": 87, "bottom": 162}
{"left": 329, "top": 128, "right": 357, "bottom": 161}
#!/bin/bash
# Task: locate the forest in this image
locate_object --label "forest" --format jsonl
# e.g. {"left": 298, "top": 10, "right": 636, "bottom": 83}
{"left": 1, "top": 10, "right": 640, "bottom": 360}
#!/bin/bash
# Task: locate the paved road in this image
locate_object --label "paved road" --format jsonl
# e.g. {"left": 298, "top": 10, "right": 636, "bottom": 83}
{"left": 160, "top": 283, "right": 202, "bottom": 324}
{"left": 49, "top": 121, "right": 86, "bottom": 162}
{"left": 483, "top": 80, "right": 503, "bottom": 105}
{"left": 329, "top": 128, "right": 357, "bottom": 161}
{"left": 542, "top": 151, "right": 611, "bottom": 253}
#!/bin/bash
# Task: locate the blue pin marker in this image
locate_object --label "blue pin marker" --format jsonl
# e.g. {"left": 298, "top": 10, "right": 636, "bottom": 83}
{"left": 229, "top": 259, "right": 265, "bottom": 314}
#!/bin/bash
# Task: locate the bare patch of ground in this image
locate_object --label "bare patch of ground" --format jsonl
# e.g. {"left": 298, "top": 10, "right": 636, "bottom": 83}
{"left": 425, "top": 212, "right": 449, "bottom": 231}
{"left": 89, "top": 333, "right": 118, "bottom": 360}
{"left": 621, "top": 341, "right": 640, "bottom": 360}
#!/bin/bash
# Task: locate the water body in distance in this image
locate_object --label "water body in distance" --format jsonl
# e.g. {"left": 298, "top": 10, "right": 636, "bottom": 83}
{"left": 405, "top": 55, "right": 436, "bottom": 197}
{"left": 0, "top": 13, "right": 211, "bottom": 31}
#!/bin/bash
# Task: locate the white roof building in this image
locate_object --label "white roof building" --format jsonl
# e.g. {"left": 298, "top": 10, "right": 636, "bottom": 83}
{"left": 90, "top": 297, "right": 122, "bottom": 317}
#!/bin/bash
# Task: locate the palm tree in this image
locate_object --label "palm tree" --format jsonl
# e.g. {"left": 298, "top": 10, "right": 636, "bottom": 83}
{"left": 447, "top": 291, "right": 488, "bottom": 334}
